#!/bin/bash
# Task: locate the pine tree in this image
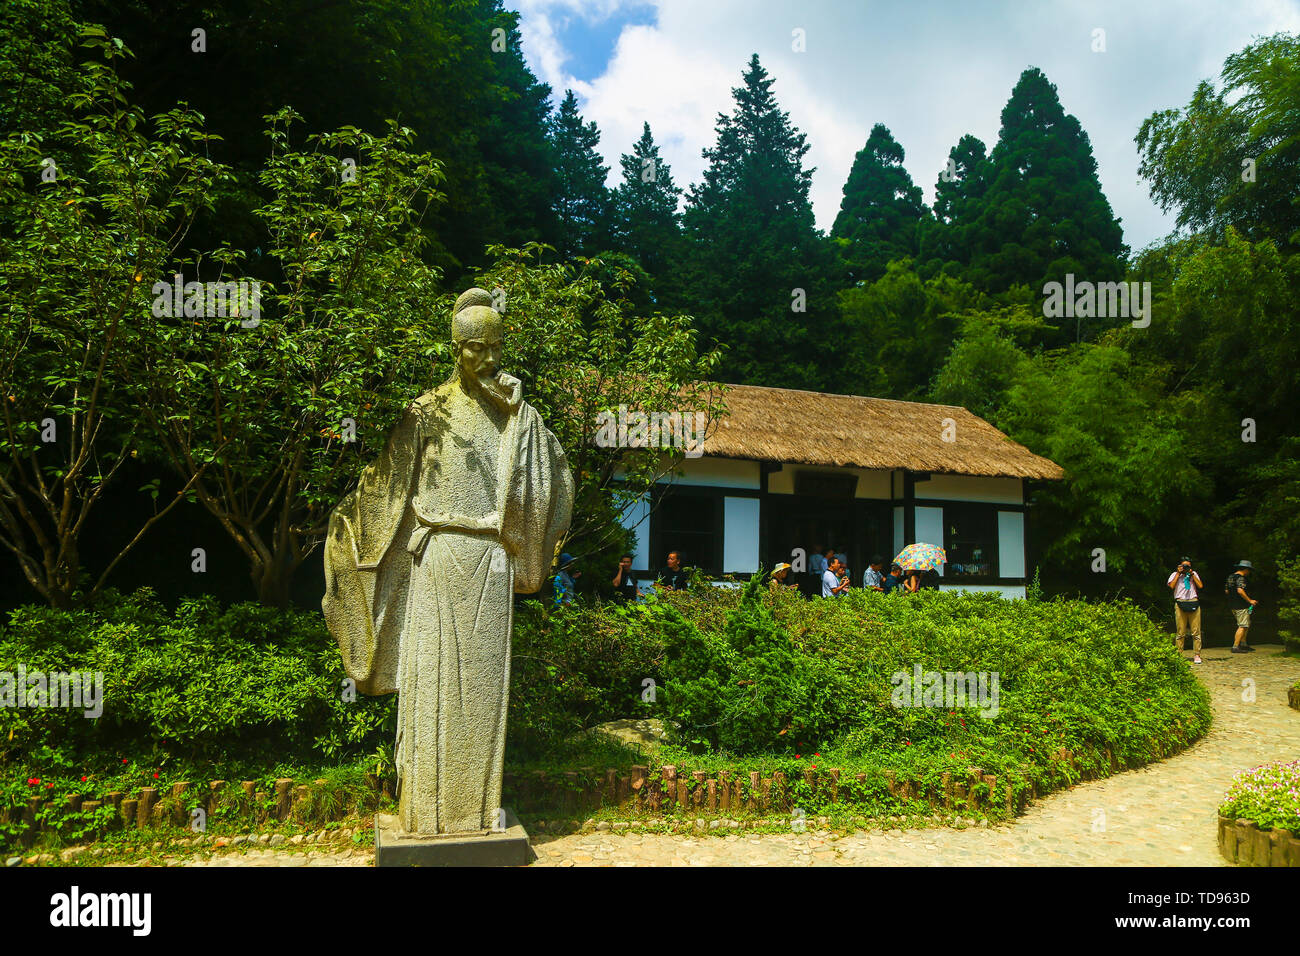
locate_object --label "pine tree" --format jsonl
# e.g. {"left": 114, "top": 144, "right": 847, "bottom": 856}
{"left": 918, "top": 133, "right": 989, "bottom": 276}
{"left": 831, "top": 123, "right": 927, "bottom": 283}
{"left": 963, "top": 68, "right": 1126, "bottom": 296}
{"left": 612, "top": 122, "right": 682, "bottom": 304}
{"left": 679, "top": 54, "right": 842, "bottom": 390}
{"left": 549, "top": 89, "right": 613, "bottom": 261}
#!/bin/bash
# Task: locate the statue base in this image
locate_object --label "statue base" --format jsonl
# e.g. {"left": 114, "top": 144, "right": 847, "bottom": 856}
{"left": 374, "top": 810, "right": 532, "bottom": 867}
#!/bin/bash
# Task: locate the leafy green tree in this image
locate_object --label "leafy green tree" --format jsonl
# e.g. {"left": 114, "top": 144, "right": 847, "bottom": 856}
{"left": 133, "top": 110, "right": 446, "bottom": 608}
{"left": 831, "top": 123, "right": 928, "bottom": 284}
{"left": 963, "top": 68, "right": 1126, "bottom": 299}
{"left": 549, "top": 89, "right": 613, "bottom": 261}
{"left": 679, "top": 54, "right": 843, "bottom": 390}
{"left": 0, "top": 0, "right": 83, "bottom": 139}
{"left": 837, "top": 264, "right": 987, "bottom": 400}
{"left": 75, "top": 0, "right": 560, "bottom": 281}
{"left": 1137, "top": 32, "right": 1300, "bottom": 249}
{"left": 929, "top": 318, "right": 1031, "bottom": 422}
{"left": 1000, "top": 344, "right": 1211, "bottom": 598}
{"left": 612, "top": 122, "right": 682, "bottom": 306}
{"left": 0, "top": 36, "right": 227, "bottom": 608}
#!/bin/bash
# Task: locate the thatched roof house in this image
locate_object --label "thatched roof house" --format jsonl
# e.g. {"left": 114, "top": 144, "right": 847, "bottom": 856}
{"left": 696, "top": 384, "right": 1063, "bottom": 480}
{"left": 616, "top": 383, "right": 1064, "bottom": 599}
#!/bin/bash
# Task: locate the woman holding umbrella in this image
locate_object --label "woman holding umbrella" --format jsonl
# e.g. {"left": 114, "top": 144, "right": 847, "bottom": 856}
{"left": 894, "top": 543, "right": 947, "bottom": 594}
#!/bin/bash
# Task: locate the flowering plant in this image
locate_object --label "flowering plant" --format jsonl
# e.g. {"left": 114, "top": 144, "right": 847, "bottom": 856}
{"left": 1219, "top": 760, "right": 1300, "bottom": 832}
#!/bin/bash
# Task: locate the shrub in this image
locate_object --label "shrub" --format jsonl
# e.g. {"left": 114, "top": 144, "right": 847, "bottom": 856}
{"left": 1219, "top": 760, "right": 1300, "bottom": 832}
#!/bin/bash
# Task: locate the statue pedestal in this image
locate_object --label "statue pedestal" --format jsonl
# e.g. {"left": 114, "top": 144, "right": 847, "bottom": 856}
{"left": 374, "top": 810, "right": 532, "bottom": 867}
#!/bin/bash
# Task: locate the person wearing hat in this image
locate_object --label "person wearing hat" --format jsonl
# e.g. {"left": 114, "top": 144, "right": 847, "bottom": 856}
{"left": 554, "top": 552, "right": 579, "bottom": 606}
{"left": 1226, "top": 560, "right": 1258, "bottom": 653}
{"left": 769, "top": 562, "right": 798, "bottom": 592}
{"left": 1167, "top": 556, "right": 1203, "bottom": 663}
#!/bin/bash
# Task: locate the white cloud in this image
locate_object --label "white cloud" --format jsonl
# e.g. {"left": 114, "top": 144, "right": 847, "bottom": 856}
{"left": 509, "top": 0, "right": 1300, "bottom": 251}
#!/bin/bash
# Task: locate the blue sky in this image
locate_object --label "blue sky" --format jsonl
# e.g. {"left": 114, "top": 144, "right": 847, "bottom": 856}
{"left": 507, "top": 0, "right": 1300, "bottom": 254}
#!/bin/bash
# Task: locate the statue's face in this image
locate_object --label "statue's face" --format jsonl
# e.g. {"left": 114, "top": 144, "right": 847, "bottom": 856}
{"left": 457, "top": 333, "right": 503, "bottom": 385}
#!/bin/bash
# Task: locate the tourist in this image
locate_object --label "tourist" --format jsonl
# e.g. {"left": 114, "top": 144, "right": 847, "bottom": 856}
{"left": 883, "top": 562, "right": 904, "bottom": 593}
{"left": 769, "top": 562, "right": 797, "bottom": 592}
{"left": 809, "top": 545, "right": 831, "bottom": 578}
{"left": 1226, "top": 560, "right": 1259, "bottom": 653}
{"left": 834, "top": 547, "right": 849, "bottom": 578}
{"left": 862, "top": 555, "right": 886, "bottom": 592}
{"left": 902, "top": 569, "right": 922, "bottom": 594}
{"left": 1167, "top": 556, "right": 1203, "bottom": 663}
{"left": 554, "top": 552, "right": 579, "bottom": 606}
{"left": 656, "top": 550, "right": 690, "bottom": 591}
{"left": 822, "top": 557, "right": 850, "bottom": 597}
{"left": 612, "top": 553, "right": 639, "bottom": 603}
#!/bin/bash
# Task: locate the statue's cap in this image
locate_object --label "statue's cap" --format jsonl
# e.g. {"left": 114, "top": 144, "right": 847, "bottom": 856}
{"left": 452, "top": 288, "right": 501, "bottom": 343}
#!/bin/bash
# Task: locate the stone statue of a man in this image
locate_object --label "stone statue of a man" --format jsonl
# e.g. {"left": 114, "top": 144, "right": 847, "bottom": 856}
{"left": 322, "top": 288, "right": 573, "bottom": 835}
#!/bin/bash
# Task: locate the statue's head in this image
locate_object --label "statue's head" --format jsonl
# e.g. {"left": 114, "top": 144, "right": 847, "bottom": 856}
{"left": 451, "top": 288, "right": 504, "bottom": 388}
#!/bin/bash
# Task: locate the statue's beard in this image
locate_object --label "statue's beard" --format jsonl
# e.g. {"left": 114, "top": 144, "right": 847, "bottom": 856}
{"left": 465, "top": 367, "right": 512, "bottom": 410}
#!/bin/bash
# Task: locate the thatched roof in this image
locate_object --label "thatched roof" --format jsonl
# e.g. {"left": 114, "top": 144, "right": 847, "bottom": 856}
{"left": 696, "top": 383, "right": 1064, "bottom": 480}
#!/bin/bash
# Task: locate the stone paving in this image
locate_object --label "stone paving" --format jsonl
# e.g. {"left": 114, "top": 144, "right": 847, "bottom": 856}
{"left": 147, "top": 647, "right": 1297, "bottom": 867}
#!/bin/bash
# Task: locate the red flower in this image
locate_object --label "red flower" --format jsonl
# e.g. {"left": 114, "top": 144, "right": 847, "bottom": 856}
{"left": 80, "top": 776, "right": 87, "bottom": 782}
{"left": 813, "top": 753, "right": 819, "bottom": 758}
{"left": 122, "top": 758, "right": 128, "bottom": 764}
{"left": 46, "top": 782, "right": 53, "bottom": 789}
{"left": 27, "top": 778, "right": 36, "bottom": 785}
{"left": 152, "top": 772, "right": 159, "bottom": 779}
{"left": 794, "top": 754, "right": 801, "bottom": 759}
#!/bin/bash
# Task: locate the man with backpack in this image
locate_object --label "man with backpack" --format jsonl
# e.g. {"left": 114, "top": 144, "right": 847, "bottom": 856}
{"left": 1226, "top": 560, "right": 1259, "bottom": 653}
{"left": 1167, "top": 556, "right": 1203, "bottom": 663}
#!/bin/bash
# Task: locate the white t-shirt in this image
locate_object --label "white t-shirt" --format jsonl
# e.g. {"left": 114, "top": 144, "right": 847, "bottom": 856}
{"left": 822, "top": 569, "right": 840, "bottom": 597}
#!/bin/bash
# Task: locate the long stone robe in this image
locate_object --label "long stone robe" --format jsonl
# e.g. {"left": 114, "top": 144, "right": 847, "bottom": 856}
{"left": 322, "top": 374, "right": 572, "bottom": 833}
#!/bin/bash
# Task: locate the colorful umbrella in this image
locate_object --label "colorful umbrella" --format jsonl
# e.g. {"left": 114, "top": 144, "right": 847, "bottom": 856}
{"left": 894, "top": 542, "right": 946, "bottom": 572}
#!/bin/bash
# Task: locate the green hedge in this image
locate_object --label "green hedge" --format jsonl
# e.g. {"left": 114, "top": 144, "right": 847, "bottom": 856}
{"left": 1, "top": 581, "right": 1212, "bottom": 840}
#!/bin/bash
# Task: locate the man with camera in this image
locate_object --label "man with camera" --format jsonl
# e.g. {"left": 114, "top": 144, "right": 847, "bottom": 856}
{"left": 1167, "top": 556, "right": 1203, "bottom": 663}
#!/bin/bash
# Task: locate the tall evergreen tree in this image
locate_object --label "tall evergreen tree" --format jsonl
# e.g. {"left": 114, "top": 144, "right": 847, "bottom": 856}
{"left": 549, "top": 89, "right": 613, "bottom": 261}
{"left": 612, "top": 122, "right": 682, "bottom": 304}
{"left": 679, "top": 54, "right": 842, "bottom": 390}
{"left": 963, "top": 68, "right": 1126, "bottom": 296}
{"left": 831, "top": 123, "right": 927, "bottom": 284}
{"left": 918, "top": 133, "right": 989, "bottom": 277}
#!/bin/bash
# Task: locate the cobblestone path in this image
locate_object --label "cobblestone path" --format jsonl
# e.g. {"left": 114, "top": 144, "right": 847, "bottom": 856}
{"left": 165, "top": 647, "right": 1298, "bottom": 867}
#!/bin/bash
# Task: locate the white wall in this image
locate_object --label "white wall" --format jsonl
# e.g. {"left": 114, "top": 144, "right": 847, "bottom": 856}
{"left": 723, "top": 496, "right": 761, "bottom": 573}
{"left": 997, "top": 511, "right": 1025, "bottom": 579}
{"left": 662, "top": 457, "right": 760, "bottom": 489}
{"left": 914, "top": 506, "right": 945, "bottom": 575}
{"left": 940, "top": 583, "right": 1026, "bottom": 599}
{"left": 912, "top": 474, "right": 1023, "bottom": 504}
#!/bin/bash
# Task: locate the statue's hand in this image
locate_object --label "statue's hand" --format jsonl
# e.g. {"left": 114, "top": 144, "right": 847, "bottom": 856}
{"left": 496, "top": 372, "right": 521, "bottom": 391}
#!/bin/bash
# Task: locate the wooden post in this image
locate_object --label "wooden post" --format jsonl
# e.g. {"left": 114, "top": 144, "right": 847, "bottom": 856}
{"left": 706, "top": 778, "right": 717, "bottom": 812}
{"left": 274, "top": 778, "right": 294, "bottom": 820}
{"left": 662, "top": 766, "right": 677, "bottom": 809}
{"left": 136, "top": 787, "right": 158, "bottom": 828}
{"left": 749, "top": 772, "right": 761, "bottom": 811}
